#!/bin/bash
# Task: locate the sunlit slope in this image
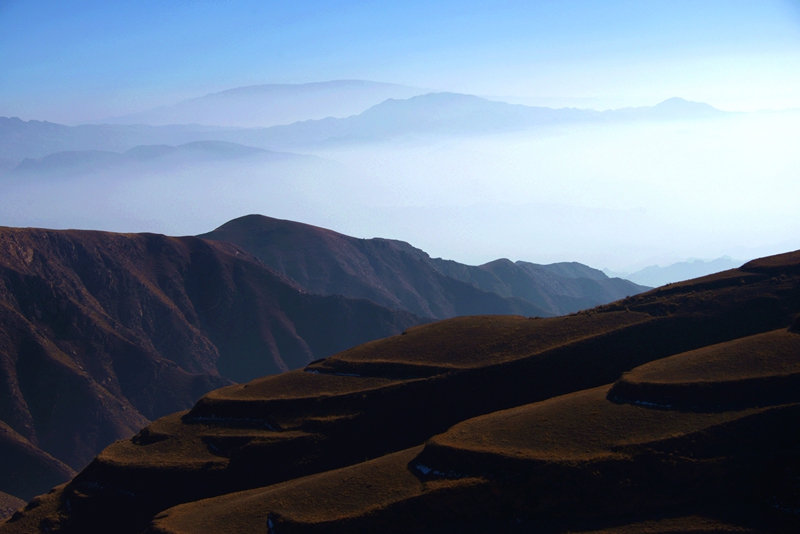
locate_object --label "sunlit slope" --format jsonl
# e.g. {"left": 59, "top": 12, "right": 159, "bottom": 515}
{"left": 3, "top": 251, "right": 798, "bottom": 533}
{"left": 152, "top": 321, "right": 800, "bottom": 534}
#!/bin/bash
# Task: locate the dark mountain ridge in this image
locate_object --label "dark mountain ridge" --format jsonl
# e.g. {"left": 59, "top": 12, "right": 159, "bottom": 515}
{"left": 199, "top": 215, "right": 646, "bottom": 318}
{"left": 0, "top": 226, "right": 425, "bottom": 505}
{"left": 3, "top": 249, "right": 798, "bottom": 533}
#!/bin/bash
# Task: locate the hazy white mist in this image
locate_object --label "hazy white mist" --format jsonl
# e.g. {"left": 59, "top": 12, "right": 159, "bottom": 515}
{"left": 2, "top": 109, "right": 798, "bottom": 272}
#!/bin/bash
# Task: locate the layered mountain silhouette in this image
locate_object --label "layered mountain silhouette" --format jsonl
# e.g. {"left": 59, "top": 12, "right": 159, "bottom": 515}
{"left": 199, "top": 215, "right": 646, "bottom": 318}
{"left": 216, "top": 94, "right": 723, "bottom": 150}
{"left": 4, "top": 250, "right": 798, "bottom": 533}
{"left": 1, "top": 95, "right": 725, "bottom": 162}
{"left": 7, "top": 141, "right": 304, "bottom": 178}
{"left": 619, "top": 256, "right": 745, "bottom": 287}
{"left": 0, "top": 226, "right": 424, "bottom": 505}
{"left": 95, "top": 80, "right": 430, "bottom": 128}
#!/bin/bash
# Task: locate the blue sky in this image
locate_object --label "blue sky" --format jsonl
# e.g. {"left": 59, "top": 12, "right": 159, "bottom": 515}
{"left": 2, "top": 0, "right": 800, "bottom": 122}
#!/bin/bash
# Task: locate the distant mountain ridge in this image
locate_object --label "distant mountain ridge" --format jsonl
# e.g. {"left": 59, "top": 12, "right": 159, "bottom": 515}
{"left": 7, "top": 141, "right": 302, "bottom": 176}
{"left": 0, "top": 95, "right": 726, "bottom": 161}
{"left": 94, "top": 80, "right": 431, "bottom": 127}
{"left": 199, "top": 215, "right": 648, "bottom": 318}
{"left": 0, "top": 118, "right": 242, "bottom": 161}
{"left": 206, "top": 93, "right": 725, "bottom": 151}
{"left": 607, "top": 257, "right": 746, "bottom": 287}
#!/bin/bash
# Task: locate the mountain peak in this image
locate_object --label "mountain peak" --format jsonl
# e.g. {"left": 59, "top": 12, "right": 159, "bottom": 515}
{"left": 651, "top": 97, "right": 722, "bottom": 114}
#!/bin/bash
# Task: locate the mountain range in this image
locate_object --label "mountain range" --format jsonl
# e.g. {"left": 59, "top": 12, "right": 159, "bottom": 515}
{"left": 93, "top": 80, "right": 430, "bottom": 128}
{"left": 610, "top": 256, "right": 746, "bottom": 287}
{"left": 0, "top": 226, "right": 423, "bottom": 502}
{"left": 0, "top": 94, "right": 726, "bottom": 163}
{"left": 0, "top": 217, "right": 645, "bottom": 506}
{"left": 3, "top": 248, "right": 797, "bottom": 533}
{"left": 200, "top": 215, "right": 646, "bottom": 318}
{"left": 6, "top": 141, "right": 303, "bottom": 178}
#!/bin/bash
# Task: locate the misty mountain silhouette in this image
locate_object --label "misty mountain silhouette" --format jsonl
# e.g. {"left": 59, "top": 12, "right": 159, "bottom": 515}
{"left": 96, "top": 80, "right": 430, "bottom": 128}
{"left": 623, "top": 257, "right": 745, "bottom": 287}
{"left": 174, "top": 93, "right": 727, "bottom": 150}
{"left": 9, "top": 141, "right": 302, "bottom": 177}
{"left": 616, "top": 96, "right": 725, "bottom": 120}
{"left": 5, "top": 249, "right": 798, "bottom": 533}
{"left": 0, "top": 95, "right": 727, "bottom": 161}
{"left": 0, "top": 118, "right": 243, "bottom": 162}
{"left": 199, "top": 215, "right": 646, "bottom": 318}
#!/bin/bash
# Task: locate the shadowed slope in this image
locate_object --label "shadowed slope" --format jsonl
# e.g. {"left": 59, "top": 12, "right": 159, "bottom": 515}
{"left": 0, "top": 227, "right": 424, "bottom": 499}
{"left": 609, "top": 328, "right": 800, "bottom": 410}
{"left": 199, "top": 215, "right": 552, "bottom": 318}
{"left": 0, "top": 421, "right": 75, "bottom": 502}
{"left": 439, "top": 257, "right": 648, "bottom": 315}
{"left": 152, "top": 324, "right": 800, "bottom": 534}
{"left": 199, "top": 214, "right": 644, "bottom": 317}
{"left": 4, "top": 250, "right": 798, "bottom": 533}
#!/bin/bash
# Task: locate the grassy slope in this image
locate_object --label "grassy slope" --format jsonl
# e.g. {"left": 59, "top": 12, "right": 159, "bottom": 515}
{"left": 3, "top": 250, "right": 800, "bottom": 533}
{"left": 153, "top": 325, "right": 800, "bottom": 533}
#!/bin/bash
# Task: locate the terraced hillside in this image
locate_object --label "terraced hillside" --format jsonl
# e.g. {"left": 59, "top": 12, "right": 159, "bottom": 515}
{"left": 2, "top": 250, "right": 798, "bottom": 533}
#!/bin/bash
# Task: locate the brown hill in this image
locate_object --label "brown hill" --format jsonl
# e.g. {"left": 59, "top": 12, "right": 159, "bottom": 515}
{"left": 199, "top": 214, "right": 646, "bottom": 318}
{"left": 0, "top": 227, "right": 424, "bottom": 502}
{"left": 3, "top": 249, "right": 797, "bottom": 533}
{"left": 0, "top": 493, "right": 25, "bottom": 523}
{"left": 154, "top": 325, "right": 800, "bottom": 533}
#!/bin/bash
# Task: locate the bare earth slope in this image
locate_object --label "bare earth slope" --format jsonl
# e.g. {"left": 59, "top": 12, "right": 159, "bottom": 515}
{"left": 199, "top": 214, "right": 645, "bottom": 317}
{"left": 3, "top": 250, "right": 798, "bottom": 533}
{"left": 0, "top": 227, "right": 424, "bottom": 501}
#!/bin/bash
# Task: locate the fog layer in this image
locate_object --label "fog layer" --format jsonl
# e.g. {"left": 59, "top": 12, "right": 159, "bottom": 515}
{"left": 2, "top": 111, "right": 797, "bottom": 271}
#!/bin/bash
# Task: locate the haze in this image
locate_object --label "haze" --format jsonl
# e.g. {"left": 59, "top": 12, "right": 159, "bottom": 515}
{"left": 2, "top": 0, "right": 800, "bottom": 272}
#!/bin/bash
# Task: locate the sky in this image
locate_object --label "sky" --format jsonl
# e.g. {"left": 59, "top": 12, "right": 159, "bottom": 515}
{"left": 1, "top": 1, "right": 800, "bottom": 271}
{"left": 2, "top": 0, "right": 800, "bottom": 123}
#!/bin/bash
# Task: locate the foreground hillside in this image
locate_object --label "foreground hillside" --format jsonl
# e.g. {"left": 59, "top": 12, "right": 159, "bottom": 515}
{"left": 0, "top": 227, "right": 424, "bottom": 503}
{"left": 200, "top": 214, "right": 646, "bottom": 317}
{"left": 4, "top": 250, "right": 798, "bottom": 533}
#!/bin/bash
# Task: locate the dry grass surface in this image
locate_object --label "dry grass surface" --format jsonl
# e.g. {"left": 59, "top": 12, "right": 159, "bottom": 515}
{"left": 3, "top": 249, "right": 800, "bottom": 533}
{"left": 0, "top": 493, "right": 25, "bottom": 523}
